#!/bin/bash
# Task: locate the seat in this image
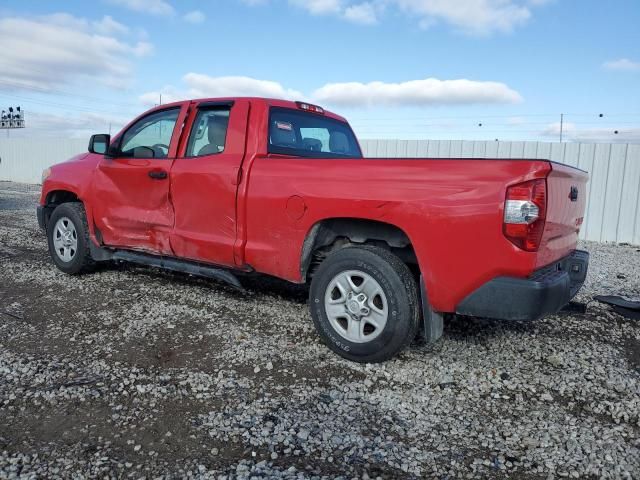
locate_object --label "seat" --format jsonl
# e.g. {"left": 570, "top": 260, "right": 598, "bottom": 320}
{"left": 198, "top": 115, "right": 229, "bottom": 156}
{"left": 329, "top": 131, "right": 349, "bottom": 154}
{"left": 302, "top": 138, "right": 323, "bottom": 151}
{"left": 270, "top": 121, "right": 298, "bottom": 147}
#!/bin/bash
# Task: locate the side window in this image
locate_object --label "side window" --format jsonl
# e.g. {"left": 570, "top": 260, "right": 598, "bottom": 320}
{"left": 185, "top": 107, "right": 231, "bottom": 157}
{"left": 119, "top": 108, "right": 180, "bottom": 158}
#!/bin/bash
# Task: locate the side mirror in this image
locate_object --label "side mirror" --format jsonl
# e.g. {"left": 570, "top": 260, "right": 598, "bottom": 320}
{"left": 88, "top": 134, "right": 110, "bottom": 155}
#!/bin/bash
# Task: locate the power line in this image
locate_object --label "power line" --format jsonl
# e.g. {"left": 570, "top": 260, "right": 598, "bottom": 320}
{"left": 0, "top": 92, "right": 138, "bottom": 116}
{"left": 349, "top": 121, "right": 640, "bottom": 129}
{"left": 0, "top": 79, "right": 137, "bottom": 109}
{"left": 0, "top": 62, "right": 140, "bottom": 106}
{"left": 348, "top": 112, "right": 640, "bottom": 122}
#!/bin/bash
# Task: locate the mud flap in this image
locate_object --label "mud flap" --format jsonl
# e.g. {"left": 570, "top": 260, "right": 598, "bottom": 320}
{"left": 420, "top": 275, "right": 444, "bottom": 343}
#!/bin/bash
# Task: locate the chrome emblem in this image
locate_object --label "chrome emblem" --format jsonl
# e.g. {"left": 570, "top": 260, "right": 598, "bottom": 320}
{"left": 569, "top": 186, "right": 579, "bottom": 202}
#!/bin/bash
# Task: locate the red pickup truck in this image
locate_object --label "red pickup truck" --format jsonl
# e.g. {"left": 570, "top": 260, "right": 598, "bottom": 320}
{"left": 38, "top": 97, "right": 589, "bottom": 362}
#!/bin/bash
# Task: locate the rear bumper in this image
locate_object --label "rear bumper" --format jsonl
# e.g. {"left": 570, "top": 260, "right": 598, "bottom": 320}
{"left": 456, "top": 250, "right": 589, "bottom": 321}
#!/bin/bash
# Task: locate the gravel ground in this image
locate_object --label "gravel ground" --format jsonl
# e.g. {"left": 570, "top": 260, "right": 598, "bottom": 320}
{"left": 1, "top": 180, "right": 639, "bottom": 479}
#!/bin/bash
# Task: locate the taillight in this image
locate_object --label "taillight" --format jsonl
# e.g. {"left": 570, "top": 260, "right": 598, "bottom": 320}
{"left": 503, "top": 179, "right": 547, "bottom": 252}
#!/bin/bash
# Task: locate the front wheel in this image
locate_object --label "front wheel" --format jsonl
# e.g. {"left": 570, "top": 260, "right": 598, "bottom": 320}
{"left": 309, "top": 245, "right": 419, "bottom": 363}
{"left": 46, "top": 202, "right": 94, "bottom": 274}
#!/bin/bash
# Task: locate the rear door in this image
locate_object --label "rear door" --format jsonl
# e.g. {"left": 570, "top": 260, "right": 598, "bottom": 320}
{"left": 92, "top": 104, "right": 187, "bottom": 254}
{"left": 169, "top": 100, "right": 249, "bottom": 267}
{"left": 537, "top": 163, "right": 589, "bottom": 267}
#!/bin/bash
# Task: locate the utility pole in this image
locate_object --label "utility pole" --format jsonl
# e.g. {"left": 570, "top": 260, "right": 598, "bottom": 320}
{"left": 559, "top": 113, "right": 564, "bottom": 143}
{"left": 159, "top": 93, "right": 162, "bottom": 105}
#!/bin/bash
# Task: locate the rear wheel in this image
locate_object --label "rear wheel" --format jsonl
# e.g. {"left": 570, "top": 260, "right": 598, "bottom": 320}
{"left": 47, "top": 202, "right": 94, "bottom": 274}
{"left": 309, "top": 245, "right": 419, "bottom": 363}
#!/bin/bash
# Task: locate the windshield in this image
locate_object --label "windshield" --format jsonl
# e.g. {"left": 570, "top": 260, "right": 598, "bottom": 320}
{"left": 268, "top": 107, "right": 361, "bottom": 158}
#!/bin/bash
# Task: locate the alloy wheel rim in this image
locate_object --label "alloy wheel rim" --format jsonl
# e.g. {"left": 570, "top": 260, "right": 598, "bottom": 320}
{"left": 324, "top": 270, "right": 388, "bottom": 344}
{"left": 52, "top": 216, "right": 78, "bottom": 262}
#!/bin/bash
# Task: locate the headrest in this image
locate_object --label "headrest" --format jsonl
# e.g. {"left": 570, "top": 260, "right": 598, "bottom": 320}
{"left": 208, "top": 115, "right": 228, "bottom": 144}
{"left": 329, "top": 131, "right": 349, "bottom": 153}
{"left": 271, "top": 121, "right": 297, "bottom": 146}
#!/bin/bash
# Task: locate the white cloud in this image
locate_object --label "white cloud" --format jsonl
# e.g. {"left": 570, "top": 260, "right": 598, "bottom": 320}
{"left": 289, "top": 0, "right": 343, "bottom": 15}
{"left": 507, "top": 116, "right": 526, "bottom": 125}
{"left": 395, "top": 0, "right": 531, "bottom": 35}
{"left": 541, "top": 121, "right": 573, "bottom": 137}
{"left": 0, "top": 14, "right": 153, "bottom": 91}
{"left": 602, "top": 58, "right": 640, "bottom": 72}
{"left": 8, "top": 111, "right": 131, "bottom": 138}
{"left": 541, "top": 122, "right": 640, "bottom": 143}
{"left": 184, "top": 73, "right": 304, "bottom": 99}
{"left": 106, "top": 0, "right": 175, "bottom": 16}
{"left": 183, "top": 10, "right": 206, "bottom": 23}
{"left": 243, "top": 0, "right": 549, "bottom": 33}
{"left": 343, "top": 3, "right": 379, "bottom": 24}
{"left": 139, "top": 74, "right": 304, "bottom": 106}
{"left": 92, "top": 15, "right": 129, "bottom": 35}
{"left": 139, "top": 88, "right": 184, "bottom": 106}
{"left": 313, "top": 78, "right": 523, "bottom": 107}
{"left": 140, "top": 75, "right": 522, "bottom": 109}
{"left": 288, "top": 0, "right": 381, "bottom": 25}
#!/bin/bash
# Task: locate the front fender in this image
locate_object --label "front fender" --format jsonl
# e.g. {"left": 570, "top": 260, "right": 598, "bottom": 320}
{"left": 40, "top": 152, "right": 100, "bottom": 240}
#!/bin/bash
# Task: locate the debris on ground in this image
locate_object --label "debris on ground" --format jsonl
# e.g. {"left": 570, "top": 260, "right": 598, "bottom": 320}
{"left": 1, "top": 182, "right": 639, "bottom": 479}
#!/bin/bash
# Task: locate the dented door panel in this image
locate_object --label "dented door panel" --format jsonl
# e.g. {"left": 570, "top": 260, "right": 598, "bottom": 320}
{"left": 169, "top": 100, "right": 250, "bottom": 267}
{"left": 90, "top": 103, "right": 190, "bottom": 254}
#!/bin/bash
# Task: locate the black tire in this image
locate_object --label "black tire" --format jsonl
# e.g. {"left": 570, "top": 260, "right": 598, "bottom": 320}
{"left": 46, "top": 202, "right": 95, "bottom": 274}
{"left": 309, "top": 245, "right": 420, "bottom": 363}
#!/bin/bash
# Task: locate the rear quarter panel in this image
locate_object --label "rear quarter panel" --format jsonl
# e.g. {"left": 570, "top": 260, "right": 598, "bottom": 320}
{"left": 243, "top": 157, "right": 552, "bottom": 312}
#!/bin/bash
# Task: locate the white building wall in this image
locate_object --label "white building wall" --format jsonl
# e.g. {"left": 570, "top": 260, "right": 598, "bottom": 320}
{"left": 0, "top": 138, "right": 87, "bottom": 184}
{"left": 1, "top": 137, "right": 638, "bottom": 244}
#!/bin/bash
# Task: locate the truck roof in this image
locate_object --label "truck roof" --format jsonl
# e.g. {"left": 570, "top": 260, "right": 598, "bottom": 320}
{"left": 145, "top": 97, "right": 348, "bottom": 123}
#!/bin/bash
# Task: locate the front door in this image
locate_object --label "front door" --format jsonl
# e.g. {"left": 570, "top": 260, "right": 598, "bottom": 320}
{"left": 169, "top": 100, "right": 249, "bottom": 267}
{"left": 92, "top": 105, "right": 185, "bottom": 254}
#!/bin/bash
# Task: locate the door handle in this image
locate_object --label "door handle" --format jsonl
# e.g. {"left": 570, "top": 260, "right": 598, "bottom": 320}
{"left": 148, "top": 170, "right": 168, "bottom": 180}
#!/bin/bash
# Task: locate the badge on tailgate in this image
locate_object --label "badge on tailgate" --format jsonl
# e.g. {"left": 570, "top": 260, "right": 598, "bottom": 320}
{"left": 569, "top": 186, "right": 579, "bottom": 202}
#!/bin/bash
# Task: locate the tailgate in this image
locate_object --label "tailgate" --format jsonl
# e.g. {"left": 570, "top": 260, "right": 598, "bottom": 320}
{"left": 536, "top": 162, "right": 589, "bottom": 268}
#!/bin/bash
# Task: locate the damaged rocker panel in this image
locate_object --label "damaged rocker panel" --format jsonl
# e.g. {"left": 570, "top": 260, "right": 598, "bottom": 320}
{"left": 89, "top": 241, "right": 243, "bottom": 290}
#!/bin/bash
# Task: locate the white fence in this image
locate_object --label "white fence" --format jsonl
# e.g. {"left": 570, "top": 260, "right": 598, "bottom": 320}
{"left": 0, "top": 138, "right": 87, "bottom": 184}
{"left": 1, "top": 137, "right": 639, "bottom": 244}
{"left": 360, "top": 140, "right": 640, "bottom": 245}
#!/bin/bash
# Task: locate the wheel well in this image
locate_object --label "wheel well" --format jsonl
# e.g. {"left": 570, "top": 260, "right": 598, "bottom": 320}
{"left": 43, "top": 190, "right": 80, "bottom": 227}
{"left": 46, "top": 190, "right": 79, "bottom": 206}
{"left": 301, "top": 218, "right": 419, "bottom": 281}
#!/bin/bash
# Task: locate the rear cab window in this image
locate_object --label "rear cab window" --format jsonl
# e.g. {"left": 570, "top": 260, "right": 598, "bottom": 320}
{"left": 268, "top": 107, "right": 361, "bottom": 158}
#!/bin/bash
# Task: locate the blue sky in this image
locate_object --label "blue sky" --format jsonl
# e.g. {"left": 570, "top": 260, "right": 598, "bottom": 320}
{"left": 0, "top": 0, "right": 639, "bottom": 142}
